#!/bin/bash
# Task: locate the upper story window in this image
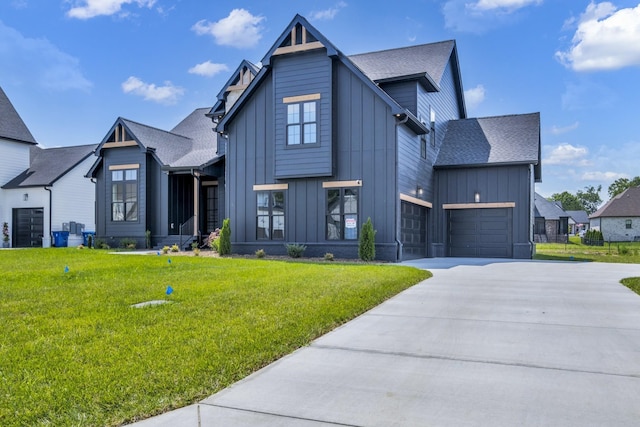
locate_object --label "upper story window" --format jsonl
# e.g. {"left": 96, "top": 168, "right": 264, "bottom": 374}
{"left": 420, "top": 136, "right": 427, "bottom": 159}
{"left": 111, "top": 169, "right": 138, "bottom": 222}
{"left": 429, "top": 107, "right": 436, "bottom": 147}
{"left": 287, "top": 102, "right": 317, "bottom": 145}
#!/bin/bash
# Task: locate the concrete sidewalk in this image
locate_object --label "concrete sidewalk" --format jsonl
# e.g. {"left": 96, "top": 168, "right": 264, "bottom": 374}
{"left": 131, "top": 259, "right": 640, "bottom": 426}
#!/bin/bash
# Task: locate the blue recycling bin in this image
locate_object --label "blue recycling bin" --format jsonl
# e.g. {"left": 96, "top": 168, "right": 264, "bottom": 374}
{"left": 52, "top": 231, "right": 69, "bottom": 247}
{"left": 82, "top": 231, "right": 95, "bottom": 247}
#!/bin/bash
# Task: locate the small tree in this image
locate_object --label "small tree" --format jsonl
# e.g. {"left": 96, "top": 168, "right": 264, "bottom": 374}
{"left": 218, "top": 218, "right": 231, "bottom": 256}
{"left": 358, "top": 217, "right": 376, "bottom": 261}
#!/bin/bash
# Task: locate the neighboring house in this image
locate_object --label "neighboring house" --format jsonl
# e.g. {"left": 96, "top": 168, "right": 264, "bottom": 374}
{"left": 590, "top": 186, "right": 640, "bottom": 242}
{"left": 1, "top": 86, "right": 97, "bottom": 248}
{"left": 565, "top": 210, "right": 589, "bottom": 235}
{"left": 534, "top": 192, "right": 569, "bottom": 243}
{"left": 2, "top": 144, "right": 97, "bottom": 247}
{"left": 87, "top": 109, "right": 226, "bottom": 249}
{"left": 214, "top": 15, "right": 541, "bottom": 261}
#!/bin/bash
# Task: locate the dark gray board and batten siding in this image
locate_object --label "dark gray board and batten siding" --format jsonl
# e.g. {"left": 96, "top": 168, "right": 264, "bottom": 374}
{"left": 225, "top": 56, "right": 401, "bottom": 260}
{"left": 274, "top": 51, "right": 332, "bottom": 178}
{"left": 433, "top": 164, "right": 534, "bottom": 258}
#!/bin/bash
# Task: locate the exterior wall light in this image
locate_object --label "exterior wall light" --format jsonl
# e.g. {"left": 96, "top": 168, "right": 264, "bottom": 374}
{"left": 474, "top": 192, "right": 480, "bottom": 203}
{"left": 23, "top": 193, "right": 29, "bottom": 201}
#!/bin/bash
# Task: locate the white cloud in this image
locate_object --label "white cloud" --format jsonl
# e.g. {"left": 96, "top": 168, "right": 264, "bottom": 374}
{"left": 543, "top": 143, "right": 591, "bottom": 166}
{"left": 0, "top": 20, "right": 91, "bottom": 91}
{"left": 464, "top": 84, "right": 486, "bottom": 109}
{"left": 443, "top": 0, "right": 542, "bottom": 32}
{"left": 66, "top": 0, "right": 156, "bottom": 19}
{"left": 121, "top": 76, "right": 184, "bottom": 104}
{"left": 471, "top": 0, "right": 542, "bottom": 11}
{"left": 550, "top": 122, "right": 579, "bottom": 135}
{"left": 581, "top": 171, "right": 628, "bottom": 181}
{"left": 192, "top": 9, "right": 264, "bottom": 49}
{"left": 188, "top": 61, "right": 229, "bottom": 77}
{"left": 556, "top": 2, "right": 640, "bottom": 71}
{"left": 309, "top": 1, "right": 347, "bottom": 21}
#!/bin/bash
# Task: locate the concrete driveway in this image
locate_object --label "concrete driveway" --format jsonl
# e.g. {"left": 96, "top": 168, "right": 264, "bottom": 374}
{"left": 132, "top": 259, "right": 640, "bottom": 426}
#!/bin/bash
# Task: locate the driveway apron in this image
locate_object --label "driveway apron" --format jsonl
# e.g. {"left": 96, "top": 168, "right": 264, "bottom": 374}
{"left": 132, "top": 259, "right": 640, "bottom": 426}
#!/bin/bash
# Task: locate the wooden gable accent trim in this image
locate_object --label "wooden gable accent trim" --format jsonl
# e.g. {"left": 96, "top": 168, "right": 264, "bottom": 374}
{"left": 102, "top": 140, "right": 137, "bottom": 149}
{"left": 400, "top": 193, "right": 433, "bottom": 208}
{"left": 443, "top": 202, "right": 516, "bottom": 209}
{"left": 253, "top": 183, "right": 289, "bottom": 191}
{"left": 274, "top": 41, "right": 325, "bottom": 56}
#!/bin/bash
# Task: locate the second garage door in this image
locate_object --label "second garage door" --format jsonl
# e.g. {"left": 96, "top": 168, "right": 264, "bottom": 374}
{"left": 448, "top": 208, "right": 512, "bottom": 258}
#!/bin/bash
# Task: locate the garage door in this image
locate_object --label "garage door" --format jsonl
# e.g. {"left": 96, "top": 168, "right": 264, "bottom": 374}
{"left": 448, "top": 208, "right": 512, "bottom": 258}
{"left": 401, "top": 201, "right": 427, "bottom": 259}
{"left": 13, "top": 208, "right": 44, "bottom": 248}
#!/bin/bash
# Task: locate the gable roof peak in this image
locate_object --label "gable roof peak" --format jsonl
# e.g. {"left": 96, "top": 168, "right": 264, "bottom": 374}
{"left": 0, "top": 86, "right": 37, "bottom": 145}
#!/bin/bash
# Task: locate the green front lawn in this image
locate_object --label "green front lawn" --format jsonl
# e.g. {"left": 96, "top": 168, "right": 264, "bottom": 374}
{"left": 622, "top": 277, "right": 640, "bottom": 296}
{"left": 0, "top": 249, "right": 429, "bottom": 426}
{"left": 535, "top": 236, "right": 640, "bottom": 263}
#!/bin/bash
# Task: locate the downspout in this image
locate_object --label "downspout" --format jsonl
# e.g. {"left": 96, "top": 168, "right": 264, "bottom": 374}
{"left": 394, "top": 114, "right": 410, "bottom": 262}
{"left": 45, "top": 186, "right": 52, "bottom": 247}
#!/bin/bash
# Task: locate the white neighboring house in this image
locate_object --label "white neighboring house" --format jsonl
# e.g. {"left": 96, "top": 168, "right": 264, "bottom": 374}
{"left": 0, "top": 86, "right": 97, "bottom": 248}
{"left": 590, "top": 186, "right": 640, "bottom": 242}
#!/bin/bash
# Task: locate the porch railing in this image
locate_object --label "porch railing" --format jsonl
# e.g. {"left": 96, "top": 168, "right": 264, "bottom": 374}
{"left": 179, "top": 216, "right": 195, "bottom": 248}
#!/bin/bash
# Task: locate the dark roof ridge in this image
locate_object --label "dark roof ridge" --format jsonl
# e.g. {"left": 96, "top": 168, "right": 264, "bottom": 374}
{"left": 120, "top": 117, "right": 192, "bottom": 142}
{"left": 458, "top": 112, "right": 540, "bottom": 121}
{"left": 348, "top": 39, "right": 455, "bottom": 57}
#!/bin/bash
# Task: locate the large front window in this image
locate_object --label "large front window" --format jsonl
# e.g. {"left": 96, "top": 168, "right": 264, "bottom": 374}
{"left": 326, "top": 188, "right": 358, "bottom": 240}
{"left": 112, "top": 169, "right": 138, "bottom": 221}
{"left": 287, "top": 102, "right": 317, "bottom": 145}
{"left": 257, "top": 191, "right": 285, "bottom": 240}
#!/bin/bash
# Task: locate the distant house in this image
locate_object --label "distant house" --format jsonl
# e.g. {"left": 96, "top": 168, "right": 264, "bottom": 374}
{"left": 565, "top": 210, "right": 589, "bottom": 235}
{"left": 213, "top": 14, "right": 541, "bottom": 260}
{"left": 534, "top": 192, "right": 569, "bottom": 243}
{"left": 590, "top": 187, "right": 640, "bottom": 242}
{"left": 0, "top": 86, "right": 97, "bottom": 248}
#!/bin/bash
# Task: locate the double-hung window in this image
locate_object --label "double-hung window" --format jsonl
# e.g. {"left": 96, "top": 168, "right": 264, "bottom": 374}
{"left": 287, "top": 101, "right": 317, "bottom": 145}
{"left": 111, "top": 169, "right": 138, "bottom": 221}
{"left": 626, "top": 219, "right": 632, "bottom": 229}
{"left": 257, "top": 191, "right": 285, "bottom": 240}
{"left": 326, "top": 188, "right": 359, "bottom": 240}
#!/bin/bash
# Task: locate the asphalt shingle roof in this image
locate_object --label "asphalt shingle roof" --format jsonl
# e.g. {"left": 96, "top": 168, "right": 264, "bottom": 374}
{"left": 120, "top": 109, "right": 219, "bottom": 169}
{"left": 534, "top": 192, "right": 568, "bottom": 220}
{"left": 0, "top": 86, "right": 37, "bottom": 144}
{"left": 565, "top": 210, "right": 590, "bottom": 225}
{"left": 435, "top": 113, "right": 540, "bottom": 167}
{"left": 348, "top": 40, "right": 455, "bottom": 88}
{"left": 2, "top": 144, "right": 97, "bottom": 188}
{"left": 590, "top": 186, "right": 640, "bottom": 218}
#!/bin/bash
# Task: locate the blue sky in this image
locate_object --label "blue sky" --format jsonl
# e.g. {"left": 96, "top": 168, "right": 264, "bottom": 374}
{"left": 1, "top": 0, "right": 639, "bottom": 199}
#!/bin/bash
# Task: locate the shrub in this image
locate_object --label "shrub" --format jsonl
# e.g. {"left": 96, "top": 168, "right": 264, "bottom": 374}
{"left": 193, "top": 248, "right": 200, "bottom": 256}
{"left": 324, "top": 252, "right": 334, "bottom": 261}
{"left": 94, "top": 238, "right": 110, "bottom": 250}
{"left": 161, "top": 246, "right": 170, "bottom": 254}
{"left": 170, "top": 244, "right": 180, "bottom": 253}
{"left": 218, "top": 219, "right": 231, "bottom": 256}
{"left": 145, "top": 230, "right": 151, "bottom": 249}
{"left": 619, "top": 246, "right": 630, "bottom": 256}
{"left": 207, "top": 229, "right": 221, "bottom": 252}
{"left": 119, "top": 238, "right": 137, "bottom": 250}
{"left": 191, "top": 242, "right": 198, "bottom": 250}
{"left": 255, "top": 249, "right": 266, "bottom": 258}
{"left": 358, "top": 217, "right": 376, "bottom": 261}
{"left": 87, "top": 234, "right": 93, "bottom": 249}
{"left": 285, "top": 243, "right": 307, "bottom": 258}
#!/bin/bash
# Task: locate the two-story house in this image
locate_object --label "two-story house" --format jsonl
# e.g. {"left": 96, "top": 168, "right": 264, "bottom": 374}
{"left": 214, "top": 15, "right": 540, "bottom": 261}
